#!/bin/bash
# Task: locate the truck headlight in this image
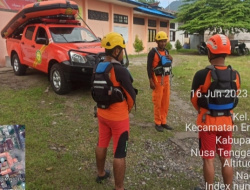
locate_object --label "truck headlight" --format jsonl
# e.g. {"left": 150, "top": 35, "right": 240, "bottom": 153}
{"left": 70, "top": 52, "right": 87, "bottom": 63}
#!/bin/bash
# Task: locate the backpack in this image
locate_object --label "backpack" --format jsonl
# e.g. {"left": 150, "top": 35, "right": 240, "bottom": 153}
{"left": 153, "top": 48, "right": 172, "bottom": 76}
{"left": 198, "top": 65, "right": 238, "bottom": 116}
{"left": 91, "top": 62, "right": 125, "bottom": 109}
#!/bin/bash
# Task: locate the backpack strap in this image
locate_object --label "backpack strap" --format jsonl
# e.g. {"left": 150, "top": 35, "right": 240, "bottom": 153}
{"left": 227, "top": 65, "right": 232, "bottom": 70}
{"left": 205, "top": 64, "right": 233, "bottom": 71}
{"left": 165, "top": 49, "right": 169, "bottom": 56}
{"left": 94, "top": 62, "right": 113, "bottom": 87}
{"left": 154, "top": 47, "right": 169, "bottom": 58}
{"left": 95, "top": 62, "right": 111, "bottom": 73}
{"left": 206, "top": 65, "right": 218, "bottom": 81}
{"left": 154, "top": 47, "right": 161, "bottom": 58}
{"left": 205, "top": 65, "right": 215, "bottom": 70}
{"left": 205, "top": 65, "right": 236, "bottom": 82}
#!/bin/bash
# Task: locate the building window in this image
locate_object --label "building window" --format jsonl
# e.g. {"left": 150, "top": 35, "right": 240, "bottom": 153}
{"left": 170, "top": 31, "right": 176, "bottom": 41}
{"left": 184, "top": 32, "right": 188, "bottom": 38}
{"left": 148, "top": 29, "right": 156, "bottom": 42}
{"left": 133, "top": 17, "right": 145, "bottom": 25}
{"left": 88, "top": 10, "right": 109, "bottom": 21}
{"left": 148, "top": 19, "right": 156, "bottom": 27}
{"left": 114, "top": 14, "right": 128, "bottom": 24}
{"left": 160, "top": 21, "right": 168, "bottom": 27}
{"left": 25, "top": 26, "right": 35, "bottom": 40}
{"left": 170, "top": 23, "right": 175, "bottom": 29}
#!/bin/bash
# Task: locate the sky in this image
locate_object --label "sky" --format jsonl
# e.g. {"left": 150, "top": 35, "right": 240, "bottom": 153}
{"left": 158, "top": 0, "right": 176, "bottom": 8}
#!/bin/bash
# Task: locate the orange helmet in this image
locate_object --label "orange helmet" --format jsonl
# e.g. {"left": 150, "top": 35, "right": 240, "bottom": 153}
{"left": 206, "top": 34, "right": 231, "bottom": 54}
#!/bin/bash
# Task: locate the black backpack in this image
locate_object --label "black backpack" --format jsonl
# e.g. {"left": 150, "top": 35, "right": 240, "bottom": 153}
{"left": 91, "top": 62, "right": 125, "bottom": 109}
{"left": 198, "top": 65, "right": 238, "bottom": 116}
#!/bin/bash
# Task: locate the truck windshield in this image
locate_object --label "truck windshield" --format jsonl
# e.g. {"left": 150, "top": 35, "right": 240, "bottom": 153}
{"left": 49, "top": 27, "right": 99, "bottom": 43}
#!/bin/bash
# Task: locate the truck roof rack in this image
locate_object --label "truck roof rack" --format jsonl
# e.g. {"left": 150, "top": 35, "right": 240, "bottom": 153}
{"left": 40, "top": 18, "right": 80, "bottom": 25}
{"left": 11, "top": 15, "right": 80, "bottom": 37}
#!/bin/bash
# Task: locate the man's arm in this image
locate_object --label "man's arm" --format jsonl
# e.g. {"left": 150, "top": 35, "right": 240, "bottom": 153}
{"left": 191, "top": 69, "right": 208, "bottom": 110}
{"left": 147, "top": 49, "right": 156, "bottom": 89}
{"left": 236, "top": 71, "right": 241, "bottom": 90}
{"left": 147, "top": 49, "right": 155, "bottom": 79}
{"left": 115, "top": 66, "right": 136, "bottom": 112}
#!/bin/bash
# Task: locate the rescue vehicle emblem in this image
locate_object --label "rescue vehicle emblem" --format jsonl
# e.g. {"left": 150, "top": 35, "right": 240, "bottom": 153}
{"left": 36, "top": 50, "right": 42, "bottom": 64}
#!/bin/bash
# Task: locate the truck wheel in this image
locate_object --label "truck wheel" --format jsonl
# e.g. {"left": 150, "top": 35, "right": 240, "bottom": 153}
{"left": 50, "top": 64, "right": 71, "bottom": 95}
{"left": 12, "top": 54, "right": 27, "bottom": 75}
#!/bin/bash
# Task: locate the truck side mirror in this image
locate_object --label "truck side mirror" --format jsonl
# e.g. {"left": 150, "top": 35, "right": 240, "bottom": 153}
{"left": 36, "top": 37, "right": 48, "bottom": 45}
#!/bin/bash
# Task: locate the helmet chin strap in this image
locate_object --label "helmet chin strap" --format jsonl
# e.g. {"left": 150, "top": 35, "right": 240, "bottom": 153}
{"left": 112, "top": 48, "right": 123, "bottom": 61}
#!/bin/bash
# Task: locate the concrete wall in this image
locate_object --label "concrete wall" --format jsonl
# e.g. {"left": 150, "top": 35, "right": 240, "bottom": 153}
{"left": 190, "top": 34, "right": 204, "bottom": 50}
{"left": 232, "top": 32, "right": 250, "bottom": 48}
{"left": 0, "top": 11, "right": 16, "bottom": 67}
{"left": 133, "top": 18, "right": 147, "bottom": 54}
{"left": 82, "top": 0, "right": 110, "bottom": 37}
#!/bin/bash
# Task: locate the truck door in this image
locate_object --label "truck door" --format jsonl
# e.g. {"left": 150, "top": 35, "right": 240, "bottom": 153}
{"left": 34, "top": 27, "right": 49, "bottom": 72}
{"left": 21, "top": 26, "right": 36, "bottom": 66}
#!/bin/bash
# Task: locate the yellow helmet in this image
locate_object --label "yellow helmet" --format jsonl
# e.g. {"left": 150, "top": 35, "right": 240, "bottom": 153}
{"left": 101, "top": 32, "right": 126, "bottom": 49}
{"left": 155, "top": 31, "right": 168, "bottom": 41}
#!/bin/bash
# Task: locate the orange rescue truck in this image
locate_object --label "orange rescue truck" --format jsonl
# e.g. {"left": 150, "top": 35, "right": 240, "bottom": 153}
{"left": 2, "top": 0, "right": 105, "bottom": 94}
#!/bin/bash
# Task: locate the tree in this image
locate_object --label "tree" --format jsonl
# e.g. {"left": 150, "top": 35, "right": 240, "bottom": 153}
{"left": 133, "top": 35, "right": 144, "bottom": 54}
{"left": 166, "top": 41, "right": 172, "bottom": 50}
{"left": 175, "top": 0, "right": 250, "bottom": 35}
{"left": 175, "top": 40, "right": 182, "bottom": 50}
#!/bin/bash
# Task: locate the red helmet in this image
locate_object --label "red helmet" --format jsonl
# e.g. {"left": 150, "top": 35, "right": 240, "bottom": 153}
{"left": 206, "top": 34, "right": 231, "bottom": 54}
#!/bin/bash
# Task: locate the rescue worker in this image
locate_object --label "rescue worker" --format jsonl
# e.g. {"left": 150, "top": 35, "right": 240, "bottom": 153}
{"left": 191, "top": 34, "right": 241, "bottom": 190}
{"left": 147, "top": 31, "right": 173, "bottom": 132}
{"left": 93, "top": 32, "right": 136, "bottom": 190}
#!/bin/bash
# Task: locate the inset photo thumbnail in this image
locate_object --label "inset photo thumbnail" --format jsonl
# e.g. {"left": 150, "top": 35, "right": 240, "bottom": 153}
{"left": 0, "top": 125, "right": 25, "bottom": 189}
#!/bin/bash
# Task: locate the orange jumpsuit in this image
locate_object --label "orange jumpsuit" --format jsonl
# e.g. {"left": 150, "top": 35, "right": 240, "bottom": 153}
{"left": 147, "top": 48, "right": 171, "bottom": 125}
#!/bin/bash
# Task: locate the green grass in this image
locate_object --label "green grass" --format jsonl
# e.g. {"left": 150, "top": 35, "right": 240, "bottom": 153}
{"left": 170, "top": 49, "right": 199, "bottom": 55}
{"left": 0, "top": 53, "right": 249, "bottom": 189}
{"left": 128, "top": 53, "right": 148, "bottom": 58}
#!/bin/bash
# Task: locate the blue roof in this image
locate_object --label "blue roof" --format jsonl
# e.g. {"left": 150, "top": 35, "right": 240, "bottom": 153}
{"left": 118, "top": 0, "right": 175, "bottom": 19}
{"left": 118, "top": 0, "right": 145, "bottom": 6}
{"left": 134, "top": 7, "right": 175, "bottom": 19}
